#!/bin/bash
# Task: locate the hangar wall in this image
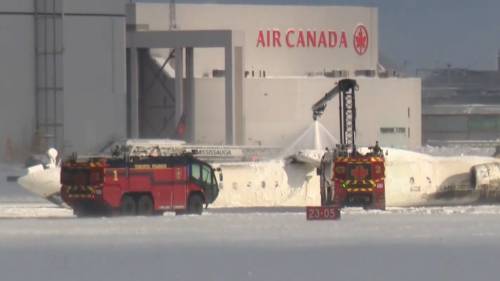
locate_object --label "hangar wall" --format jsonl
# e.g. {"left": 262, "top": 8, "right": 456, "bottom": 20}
{"left": 194, "top": 77, "right": 421, "bottom": 149}
{"left": 0, "top": 0, "right": 36, "bottom": 161}
{"left": 0, "top": 0, "right": 127, "bottom": 161}
{"left": 62, "top": 7, "right": 127, "bottom": 154}
{"left": 130, "top": 3, "right": 379, "bottom": 76}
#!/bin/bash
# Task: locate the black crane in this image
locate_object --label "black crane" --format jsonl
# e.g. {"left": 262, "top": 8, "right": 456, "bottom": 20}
{"left": 311, "top": 79, "right": 358, "bottom": 154}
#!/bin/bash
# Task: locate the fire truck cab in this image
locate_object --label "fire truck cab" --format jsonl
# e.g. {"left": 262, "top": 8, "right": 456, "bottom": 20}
{"left": 61, "top": 152, "right": 219, "bottom": 217}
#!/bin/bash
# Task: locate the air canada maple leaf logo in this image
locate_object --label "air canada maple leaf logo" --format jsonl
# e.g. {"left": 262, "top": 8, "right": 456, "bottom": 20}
{"left": 353, "top": 24, "right": 369, "bottom": 55}
{"left": 351, "top": 166, "right": 369, "bottom": 180}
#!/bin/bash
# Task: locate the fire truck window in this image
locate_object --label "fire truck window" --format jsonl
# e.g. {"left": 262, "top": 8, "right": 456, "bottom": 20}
{"left": 191, "top": 164, "right": 201, "bottom": 180}
{"left": 202, "top": 165, "right": 212, "bottom": 184}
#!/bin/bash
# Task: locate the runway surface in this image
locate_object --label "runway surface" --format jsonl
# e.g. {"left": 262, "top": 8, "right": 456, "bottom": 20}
{"left": 1, "top": 203, "right": 500, "bottom": 281}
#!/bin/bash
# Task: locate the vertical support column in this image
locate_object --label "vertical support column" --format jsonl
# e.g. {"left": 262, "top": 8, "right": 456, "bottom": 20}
{"left": 185, "top": 47, "right": 195, "bottom": 143}
{"left": 174, "top": 47, "right": 184, "bottom": 126}
{"left": 224, "top": 44, "right": 235, "bottom": 144}
{"left": 129, "top": 47, "right": 140, "bottom": 138}
{"left": 234, "top": 46, "right": 244, "bottom": 145}
{"left": 225, "top": 43, "right": 244, "bottom": 145}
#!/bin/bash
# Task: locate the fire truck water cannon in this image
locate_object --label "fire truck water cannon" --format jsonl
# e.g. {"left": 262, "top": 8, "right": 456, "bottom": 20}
{"left": 306, "top": 79, "right": 386, "bottom": 221}
{"left": 312, "top": 79, "right": 358, "bottom": 123}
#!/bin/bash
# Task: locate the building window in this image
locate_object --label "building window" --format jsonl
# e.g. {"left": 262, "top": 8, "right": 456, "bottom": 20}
{"left": 467, "top": 116, "right": 498, "bottom": 131}
{"left": 380, "top": 127, "right": 406, "bottom": 134}
{"left": 408, "top": 107, "right": 410, "bottom": 118}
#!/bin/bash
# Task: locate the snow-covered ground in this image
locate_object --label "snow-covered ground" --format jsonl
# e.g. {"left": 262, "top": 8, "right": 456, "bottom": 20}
{"left": 1, "top": 204, "right": 500, "bottom": 281}
{"left": 0, "top": 202, "right": 70, "bottom": 218}
{"left": 2, "top": 149, "right": 500, "bottom": 281}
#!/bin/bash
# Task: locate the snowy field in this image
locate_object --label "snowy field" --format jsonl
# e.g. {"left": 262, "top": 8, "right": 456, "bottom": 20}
{"left": 1, "top": 203, "right": 500, "bottom": 281}
{"left": 2, "top": 153, "right": 500, "bottom": 281}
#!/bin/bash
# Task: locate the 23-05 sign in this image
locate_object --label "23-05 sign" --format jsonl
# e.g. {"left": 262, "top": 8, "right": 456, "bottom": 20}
{"left": 306, "top": 206, "right": 341, "bottom": 220}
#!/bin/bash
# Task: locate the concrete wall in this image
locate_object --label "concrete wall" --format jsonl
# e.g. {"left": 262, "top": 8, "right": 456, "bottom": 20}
{"left": 0, "top": 0, "right": 127, "bottom": 161}
{"left": 64, "top": 0, "right": 126, "bottom": 14}
{"left": 0, "top": 1, "right": 35, "bottom": 161}
{"left": 0, "top": 0, "right": 33, "bottom": 12}
{"left": 193, "top": 77, "right": 421, "bottom": 149}
{"left": 63, "top": 12, "right": 127, "bottom": 154}
{"left": 131, "top": 3, "right": 378, "bottom": 77}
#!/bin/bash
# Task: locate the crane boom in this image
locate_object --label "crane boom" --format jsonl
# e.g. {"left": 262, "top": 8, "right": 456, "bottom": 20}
{"left": 312, "top": 87, "right": 339, "bottom": 121}
{"left": 311, "top": 79, "right": 357, "bottom": 120}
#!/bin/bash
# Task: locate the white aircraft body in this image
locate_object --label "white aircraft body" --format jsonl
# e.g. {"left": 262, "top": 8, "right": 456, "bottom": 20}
{"left": 16, "top": 146, "right": 500, "bottom": 208}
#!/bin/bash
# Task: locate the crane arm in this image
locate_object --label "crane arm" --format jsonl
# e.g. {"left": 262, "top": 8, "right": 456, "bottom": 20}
{"left": 312, "top": 84, "right": 341, "bottom": 120}
{"left": 311, "top": 79, "right": 358, "bottom": 120}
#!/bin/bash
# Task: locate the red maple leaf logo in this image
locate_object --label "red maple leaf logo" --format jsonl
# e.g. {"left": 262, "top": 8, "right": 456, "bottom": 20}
{"left": 353, "top": 25, "right": 369, "bottom": 55}
{"left": 351, "top": 166, "right": 368, "bottom": 180}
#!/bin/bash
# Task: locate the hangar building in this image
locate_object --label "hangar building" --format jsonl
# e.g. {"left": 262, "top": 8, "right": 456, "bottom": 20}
{"left": 0, "top": 0, "right": 421, "bottom": 161}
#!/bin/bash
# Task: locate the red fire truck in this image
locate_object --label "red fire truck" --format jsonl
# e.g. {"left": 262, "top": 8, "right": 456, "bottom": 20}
{"left": 307, "top": 79, "right": 386, "bottom": 220}
{"left": 60, "top": 149, "right": 220, "bottom": 217}
{"left": 329, "top": 153, "right": 385, "bottom": 210}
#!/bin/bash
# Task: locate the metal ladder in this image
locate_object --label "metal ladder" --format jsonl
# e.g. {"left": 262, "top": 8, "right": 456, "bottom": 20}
{"left": 337, "top": 79, "right": 357, "bottom": 152}
{"left": 34, "top": 0, "right": 64, "bottom": 153}
{"left": 342, "top": 86, "right": 356, "bottom": 149}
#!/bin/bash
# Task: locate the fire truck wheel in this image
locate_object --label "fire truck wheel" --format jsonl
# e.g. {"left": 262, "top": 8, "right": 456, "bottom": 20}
{"left": 120, "top": 195, "right": 137, "bottom": 216}
{"left": 137, "top": 195, "right": 154, "bottom": 216}
{"left": 73, "top": 207, "right": 88, "bottom": 218}
{"left": 376, "top": 200, "right": 386, "bottom": 211}
{"left": 187, "top": 194, "right": 204, "bottom": 215}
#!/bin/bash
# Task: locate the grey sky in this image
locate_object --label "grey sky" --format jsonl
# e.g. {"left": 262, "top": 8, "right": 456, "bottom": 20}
{"left": 136, "top": 0, "right": 500, "bottom": 74}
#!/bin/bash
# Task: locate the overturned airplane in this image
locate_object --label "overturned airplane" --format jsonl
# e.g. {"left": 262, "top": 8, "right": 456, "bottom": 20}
{"left": 15, "top": 141, "right": 500, "bottom": 209}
